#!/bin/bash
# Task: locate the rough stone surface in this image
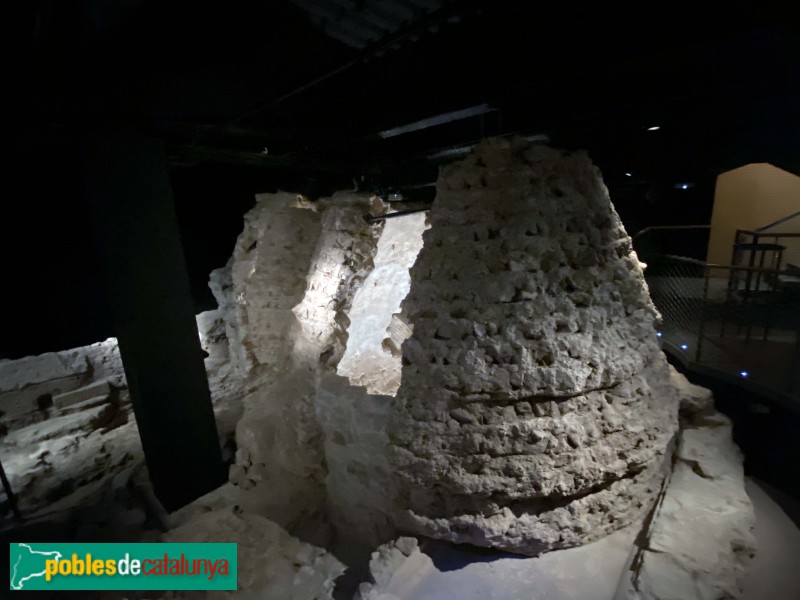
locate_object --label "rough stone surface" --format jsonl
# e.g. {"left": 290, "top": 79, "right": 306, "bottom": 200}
{"left": 0, "top": 351, "right": 91, "bottom": 392}
{"left": 232, "top": 372, "right": 329, "bottom": 534}
{"left": 209, "top": 259, "right": 243, "bottom": 374}
{"left": 669, "top": 365, "right": 714, "bottom": 416}
{"left": 388, "top": 138, "right": 680, "bottom": 555}
{"left": 0, "top": 339, "right": 124, "bottom": 437}
{"left": 312, "top": 211, "right": 427, "bottom": 559}
{"left": 317, "top": 372, "right": 398, "bottom": 561}
{"left": 216, "top": 192, "right": 323, "bottom": 377}
{"left": 52, "top": 379, "right": 111, "bottom": 409}
{"left": 0, "top": 311, "right": 241, "bottom": 516}
{"left": 0, "top": 349, "right": 92, "bottom": 429}
{"left": 355, "top": 383, "right": 756, "bottom": 600}
{"left": 356, "top": 537, "right": 427, "bottom": 600}
{"left": 228, "top": 192, "right": 384, "bottom": 537}
{"left": 196, "top": 308, "right": 245, "bottom": 435}
{"left": 0, "top": 392, "right": 138, "bottom": 515}
{"left": 161, "top": 506, "right": 345, "bottom": 600}
{"left": 290, "top": 193, "right": 384, "bottom": 368}
{"left": 618, "top": 408, "right": 756, "bottom": 600}
{"left": 1, "top": 157, "right": 760, "bottom": 600}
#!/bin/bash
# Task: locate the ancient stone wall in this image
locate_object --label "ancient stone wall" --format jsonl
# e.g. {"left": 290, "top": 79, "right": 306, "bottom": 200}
{"left": 162, "top": 505, "right": 345, "bottom": 600}
{"left": 211, "top": 192, "right": 322, "bottom": 377}
{"left": 2, "top": 143, "right": 756, "bottom": 596}
{"left": 316, "top": 212, "right": 426, "bottom": 560}
{"left": 616, "top": 368, "right": 756, "bottom": 600}
{"left": 229, "top": 192, "right": 385, "bottom": 535}
{"left": 0, "top": 310, "right": 235, "bottom": 516}
{"left": 388, "top": 138, "right": 680, "bottom": 555}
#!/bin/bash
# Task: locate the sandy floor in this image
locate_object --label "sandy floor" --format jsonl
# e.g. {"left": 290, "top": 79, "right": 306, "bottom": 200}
{"left": 370, "top": 479, "right": 800, "bottom": 600}
{"left": 741, "top": 479, "right": 800, "bottom": 600}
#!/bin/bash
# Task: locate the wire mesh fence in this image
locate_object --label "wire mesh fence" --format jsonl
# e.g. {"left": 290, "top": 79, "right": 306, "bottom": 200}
{"left": 645, "top": 255, "right": 800, "bottom": 400}
{"left": 645, "top": 255, "right": 708, "bottom": 359}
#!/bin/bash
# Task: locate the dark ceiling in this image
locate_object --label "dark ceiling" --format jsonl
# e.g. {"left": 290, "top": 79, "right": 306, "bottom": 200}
{"left": 5, "top": 0, "right": 800, "bottom": 358}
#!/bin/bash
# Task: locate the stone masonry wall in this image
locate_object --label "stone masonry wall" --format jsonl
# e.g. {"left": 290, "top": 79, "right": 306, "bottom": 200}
{"left": 0, "top": 310, "right": 237, "bottom": 516}
{"left": 388, "top": 138, "right": 680, "bottom": 555}
{"left": 229, "top": 192, "right": 384, "bottom": 536}
{"left": 211, "top": 192, "right": 322, "bottom": 378}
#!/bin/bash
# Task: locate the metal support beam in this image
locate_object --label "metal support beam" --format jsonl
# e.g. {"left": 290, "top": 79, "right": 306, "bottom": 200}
{"left": 365, "top": 207, "right": 430, "bottom": 223}
{"left": 83, "top": 131, "right": 226, "bottom": 512}
{"left": 0, "top": 452, "right": 22, "bottom": 521}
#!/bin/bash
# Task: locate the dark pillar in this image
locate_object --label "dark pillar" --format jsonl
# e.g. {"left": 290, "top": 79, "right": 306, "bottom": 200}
{"left": 83, "top": 131, "right": 225, "bottom": 511}
{"left": 0, "top": 453, "right": 22, "bottom": 520}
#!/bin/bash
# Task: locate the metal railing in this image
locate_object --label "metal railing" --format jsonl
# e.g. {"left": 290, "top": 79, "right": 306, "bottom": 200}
{"left": 646, "top": 255, "right": 800, "bottom": 404}
{"left": 732, "top": 211, "right": 800, "bottom": 272}
{"left": 632, "top": 224, "right": 711, "bottom": 241}
{"left": 632, "top": 225, "right": 711, "bottom": 263}
{"left": 754, "top": 210, "right": 800, "bottom": 233}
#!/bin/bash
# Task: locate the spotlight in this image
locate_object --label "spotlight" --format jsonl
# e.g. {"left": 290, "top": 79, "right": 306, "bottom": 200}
{"left": 625, "top": 172, "right": 633, "bottom": 177}
{"left": 740, "top": 371, "right": 749, "bottom": 378}
{"left": 656, "top": 331, "right": 662, "bottom": 337}
{"left": 680, "top": 344, "right": 688, "bottom": 350}
{"left": 647, "top": 126, "right": 660, "bottom": 131}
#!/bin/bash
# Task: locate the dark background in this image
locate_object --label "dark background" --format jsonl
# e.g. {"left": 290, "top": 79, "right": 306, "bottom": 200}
{"left": 5, "top": 0, "right": 799, "bottom": 359}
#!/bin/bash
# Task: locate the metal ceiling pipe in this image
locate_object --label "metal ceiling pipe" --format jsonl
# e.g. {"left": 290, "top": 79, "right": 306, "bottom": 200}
{"left": 365, "top": 207, "right": 430, "bottom": 222}
{"left": 231, "top": 0, "right": 484, "bottom": 126}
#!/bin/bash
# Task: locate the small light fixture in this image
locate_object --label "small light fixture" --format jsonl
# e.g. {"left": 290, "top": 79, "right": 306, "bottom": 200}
{"left": 647, "top": 125, "right": 660, "bottom": 131}
{"left": 656, "top": 331, "right": 663, "bottom": 337}
{"left": 740, "top": 371, "right": 749, "bottom": 378}
{"left": 680, "top": 344, "right": 688, "bottom": 350}
{"left": 625, "top": 172, "right": 633, "bottom": 177}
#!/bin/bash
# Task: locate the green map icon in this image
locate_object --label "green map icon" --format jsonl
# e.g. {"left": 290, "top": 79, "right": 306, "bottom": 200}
{"left": 10, "top": 543, "right": 62, "bottom": 590}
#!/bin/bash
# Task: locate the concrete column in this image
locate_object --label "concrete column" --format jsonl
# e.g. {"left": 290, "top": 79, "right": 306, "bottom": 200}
{"left": 83, "top": 131, "right": 225, "bottom": 511}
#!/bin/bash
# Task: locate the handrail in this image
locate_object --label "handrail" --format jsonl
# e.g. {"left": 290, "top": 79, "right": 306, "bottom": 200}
{"left": 663, "top": 255, "right": 789, "bottom": 275}
{"left": 755, "top": 210, "right": 800, "bottom": 232}
{"left": 737, "top": 229, "right": 800, "bottom": 239}
{"left": 632, "top": 224, "right": 710, "bottom": 240}
{"left": 662, "top": 254, "right": 714, "bottom": 266}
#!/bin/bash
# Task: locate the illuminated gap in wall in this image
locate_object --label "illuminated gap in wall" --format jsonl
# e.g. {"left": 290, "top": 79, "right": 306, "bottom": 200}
{"left": 337, "top": 211, "right": 428, "bottom": 396}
